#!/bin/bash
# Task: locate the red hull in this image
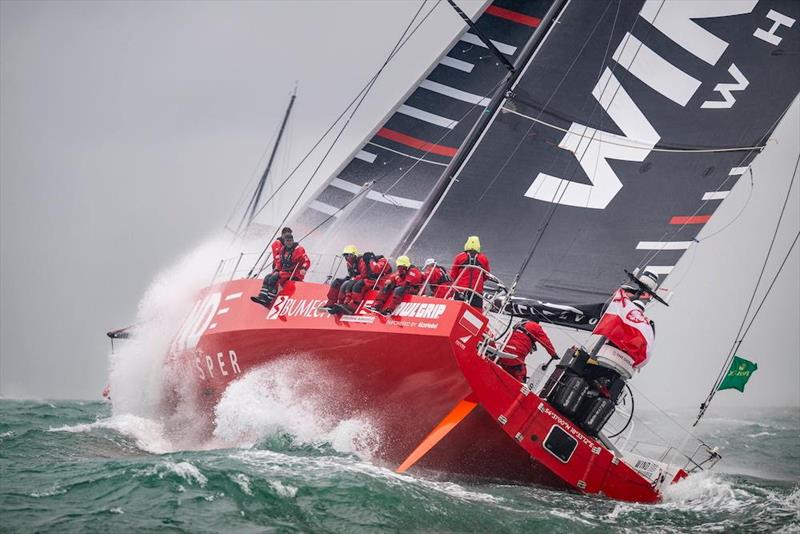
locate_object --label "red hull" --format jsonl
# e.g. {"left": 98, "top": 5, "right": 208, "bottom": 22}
{"left": 166, "top": 279, "right": 659, "bottom": 501}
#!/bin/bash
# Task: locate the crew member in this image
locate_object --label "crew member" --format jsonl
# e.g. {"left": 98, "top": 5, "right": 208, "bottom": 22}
{"left": 320, "top": 245, "right": 361, "bottom": 313}
{"left": 575, "top": 270, "right": 659, "bottom": 403}
{"left": 420, "top": 258, "right": 451, "bottom": 298}
{"left": 250, "top": 233, "right": 310, "bottom": 308}
{"left": 270, "top": 227, "right": 293, "bottom": 270}
{"left": 500, "top": 320, "right": 558, "bottom": 382}
{"left": 592, "top": 270, "right": 659, "bottom": 369}
{"left": 336, "top": 252, "right": 391, "bottom": 314}
{"left": 449, "top": 235, "right": 491, "bottom": 309}
{"left": 365, "top": 256, "right": 422, "bottom": 315}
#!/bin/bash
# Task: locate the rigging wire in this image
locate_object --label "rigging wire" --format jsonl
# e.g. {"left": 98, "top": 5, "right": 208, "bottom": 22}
{"left": 694, "top": 151, "right": 800, "bottom": 426}
{"left": 246, "top": 0, "right": 440, "bottom": 277}
{"left": 739, "top": 230, "right": 800, "bottom": 342}
{"left": 318, "top": 78, "right": 510, "bottom": 238}
{"left": 246, "top": 0, "right": 440, "bottom": 232}
{"left": 295, "top": 74, "right": 511, "bottom": 245}
{"left": 500, "top": 107, "right": 770, "bottom": 154}
{"left": 634, "top": 96, "right": 797, "bottom": 273}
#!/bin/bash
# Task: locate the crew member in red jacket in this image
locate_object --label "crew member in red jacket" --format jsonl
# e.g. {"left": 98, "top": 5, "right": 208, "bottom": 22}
{"left": 449, "top": 235, "right": 491, "bottom": 309}
{"left": 420, "top": 258, "right": 451, "bottom": 298}
{"left": 500, "top": 319, "right": 558, "bottom": 382}
{"left": 336, "top": 251, "right": 391, "bottom": 314}
{"left": 365, "top": 256, "right": 422, "bottom": 315}
{"left": 320, "top": 245, "right": 361, "bottom": 313}
{"left": 251, "top": 233, "right": 310, "bottom": 308}
{"left": 270, "top": 227, "right": 293, "bottom": 271}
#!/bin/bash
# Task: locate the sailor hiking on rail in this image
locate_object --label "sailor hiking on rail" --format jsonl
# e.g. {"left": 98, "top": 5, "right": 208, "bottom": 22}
{"left": 420, "top": 258, "right": 451, "bottom": 298}
{"left": 250, "top": 232, "right": 310, "bottom": 308}
{"left": 319, "top": 244, "right": 361, "bottom": 313}
{"left": 365, "top": 256, "right": 422, "bottom": 316}
{"left": 335, "top": 251, "right": 391, "bottom": 315}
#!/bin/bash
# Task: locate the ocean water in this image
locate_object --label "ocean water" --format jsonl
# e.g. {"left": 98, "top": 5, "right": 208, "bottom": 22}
{"left": 1, "top": 399, "right": 797, "bottom": 533}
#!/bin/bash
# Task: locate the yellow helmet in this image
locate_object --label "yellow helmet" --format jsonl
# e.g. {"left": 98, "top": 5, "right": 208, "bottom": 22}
{"left": 342, "top": 244, "right": 359, "bottom": 256}
{"left": 396, "top": 255, "right": 411, "bottom": 268}
{"left": 464, "top": 235, "right": 481, "bottom": 252}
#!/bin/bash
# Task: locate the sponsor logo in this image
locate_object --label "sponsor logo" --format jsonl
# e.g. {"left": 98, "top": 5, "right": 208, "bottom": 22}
{"left": 625, "top": 308, "right": 646, "bottom": 324}
{"left": 527, "top": 4, "right": 793, "bottom": 209}
{"left": 340, "top": 315, "right": 375, "bottom": 324}
{"left": 266, "top": 295, "right": 289, "bottom": 320}
{"left": 266, "top": 297, "right": 329, "bottom": 320}
{"left": 394, "top": 302, "right": 447, "bottom": 319}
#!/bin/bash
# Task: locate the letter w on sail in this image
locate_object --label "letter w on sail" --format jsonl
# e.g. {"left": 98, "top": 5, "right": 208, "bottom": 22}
{"left": 525, "top": 68, "right": 659, "bottom": 209}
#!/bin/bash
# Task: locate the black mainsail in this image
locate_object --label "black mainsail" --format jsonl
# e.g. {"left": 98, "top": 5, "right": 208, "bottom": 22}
{"left": 402, "top": 0, "right": 800, "bottom": 305}
{"left": 290, "top": 0, "right": 799, "bottom": 318}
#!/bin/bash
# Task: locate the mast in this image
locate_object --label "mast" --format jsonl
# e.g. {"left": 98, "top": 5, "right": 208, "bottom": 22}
{"left": 392, "top": 0, "right": 568, "bottom": 256}
{"left": 242, "top": 87, "right": 297, "bottom": 231}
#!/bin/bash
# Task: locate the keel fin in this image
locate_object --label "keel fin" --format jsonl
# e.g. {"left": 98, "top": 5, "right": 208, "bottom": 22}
{"left": 395, "top": 397, "right": 477, "bottom": 474}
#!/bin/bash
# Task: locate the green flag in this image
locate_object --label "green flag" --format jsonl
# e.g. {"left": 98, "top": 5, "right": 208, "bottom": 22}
{"left": 718, "top": 356, "right": 758, "bottom": 392}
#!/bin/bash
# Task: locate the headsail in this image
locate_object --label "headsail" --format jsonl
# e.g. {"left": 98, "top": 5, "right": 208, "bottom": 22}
{"left": 291, "top": 0, "right": 557, "bottom": 255}
{"left": 401, "top": 0, "right": 800, "bottom": 304}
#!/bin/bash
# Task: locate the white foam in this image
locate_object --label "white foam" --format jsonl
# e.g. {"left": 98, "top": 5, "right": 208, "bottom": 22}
{"left": 269, "top": 480, "right": 298, "bottom": 498}
{"left": 212, "top": 361, "right": 379, "bottom": 459}
{"left": 160, "top": 461, "right": 208, "bottom": 487}
{"left": 231, "top": 473, "right": 253, "bottom": 495}
{"left": 661, "top": 472, "right": 746, "bottom": 512}
{"left": 49, "top": 413, "right": 173, "bottom": 454}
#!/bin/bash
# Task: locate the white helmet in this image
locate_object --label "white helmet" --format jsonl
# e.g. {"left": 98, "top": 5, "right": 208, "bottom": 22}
{"left": 423, "top": 258, "right": 437, "bottom": 268}
{"left": 638, "top": 270, "right": 659, "bottom": 292}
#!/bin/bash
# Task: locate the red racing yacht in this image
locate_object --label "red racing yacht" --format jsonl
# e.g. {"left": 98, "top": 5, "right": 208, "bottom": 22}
{"left": 111, "top": 0, "right": 799, "bottom": 504}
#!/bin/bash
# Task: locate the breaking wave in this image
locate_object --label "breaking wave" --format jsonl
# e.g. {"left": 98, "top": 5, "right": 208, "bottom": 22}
{"left": 213, "top": 360, "right": 380, "bottom": 458}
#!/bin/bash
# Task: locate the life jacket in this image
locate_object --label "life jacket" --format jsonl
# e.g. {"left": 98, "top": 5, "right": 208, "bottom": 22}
{"left": 360, "top": 252, "right": 390, "bottom": 280}
{"left": 451, "top": 250, "right": 490, "bottom": 294}
{"left": 391, "top": 265, "right": 422, "bottom": 288}
{"left": 271, "top": 237, "right": 285, "bottom": 270}
{"left": 428, "top": 265, "right": 450, "bottom": 285}
{"left": 345, "top": 256, "right": 360, "bottom": 278}
{"left": 276, "top": 243, "right": 310, "bottom": 279}
{"left": 511, "top": 320, "right": 557, "bottom": 357}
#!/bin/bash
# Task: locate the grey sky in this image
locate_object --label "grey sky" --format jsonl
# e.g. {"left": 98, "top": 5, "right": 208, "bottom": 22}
{"left": 1, "top": 0, "right": 798, "bottom": 412}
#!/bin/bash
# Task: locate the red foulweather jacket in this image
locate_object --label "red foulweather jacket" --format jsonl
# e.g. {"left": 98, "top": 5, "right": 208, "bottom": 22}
{"left": 450, "top": 251, "right": 491, "bottom": 295}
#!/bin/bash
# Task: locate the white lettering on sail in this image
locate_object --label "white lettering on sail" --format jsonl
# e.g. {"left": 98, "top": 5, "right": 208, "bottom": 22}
{"left": 525, "top": 68, "right": 659, "bottom": 209}
{"left": 640, "top": 0, "right": 757, "bottom": 66}
{"left": 753, "top": 10, "right": 796, "bottom": 46}
{"left": 701, "top": 64, "right": 749, "bottom": 109}
{"left": 611, "top": 33, "right": 700, "bottom": 106}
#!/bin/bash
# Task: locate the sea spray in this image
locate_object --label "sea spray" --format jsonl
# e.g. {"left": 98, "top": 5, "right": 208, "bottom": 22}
{"left": 108, "top": 236, "right": 229, "bottom": 420}
{"left": 213, "top": 360, "right": 379, "bottom": 458}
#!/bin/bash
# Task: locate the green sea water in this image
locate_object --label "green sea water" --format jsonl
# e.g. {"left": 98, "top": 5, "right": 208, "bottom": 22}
{"left": 1, "top": 400, "right": 797, "bottom": 533}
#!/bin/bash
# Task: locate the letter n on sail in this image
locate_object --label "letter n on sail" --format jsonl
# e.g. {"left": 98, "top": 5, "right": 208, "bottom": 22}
{"left": 524, "top": 68, "right": 660, "bottom": 209}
